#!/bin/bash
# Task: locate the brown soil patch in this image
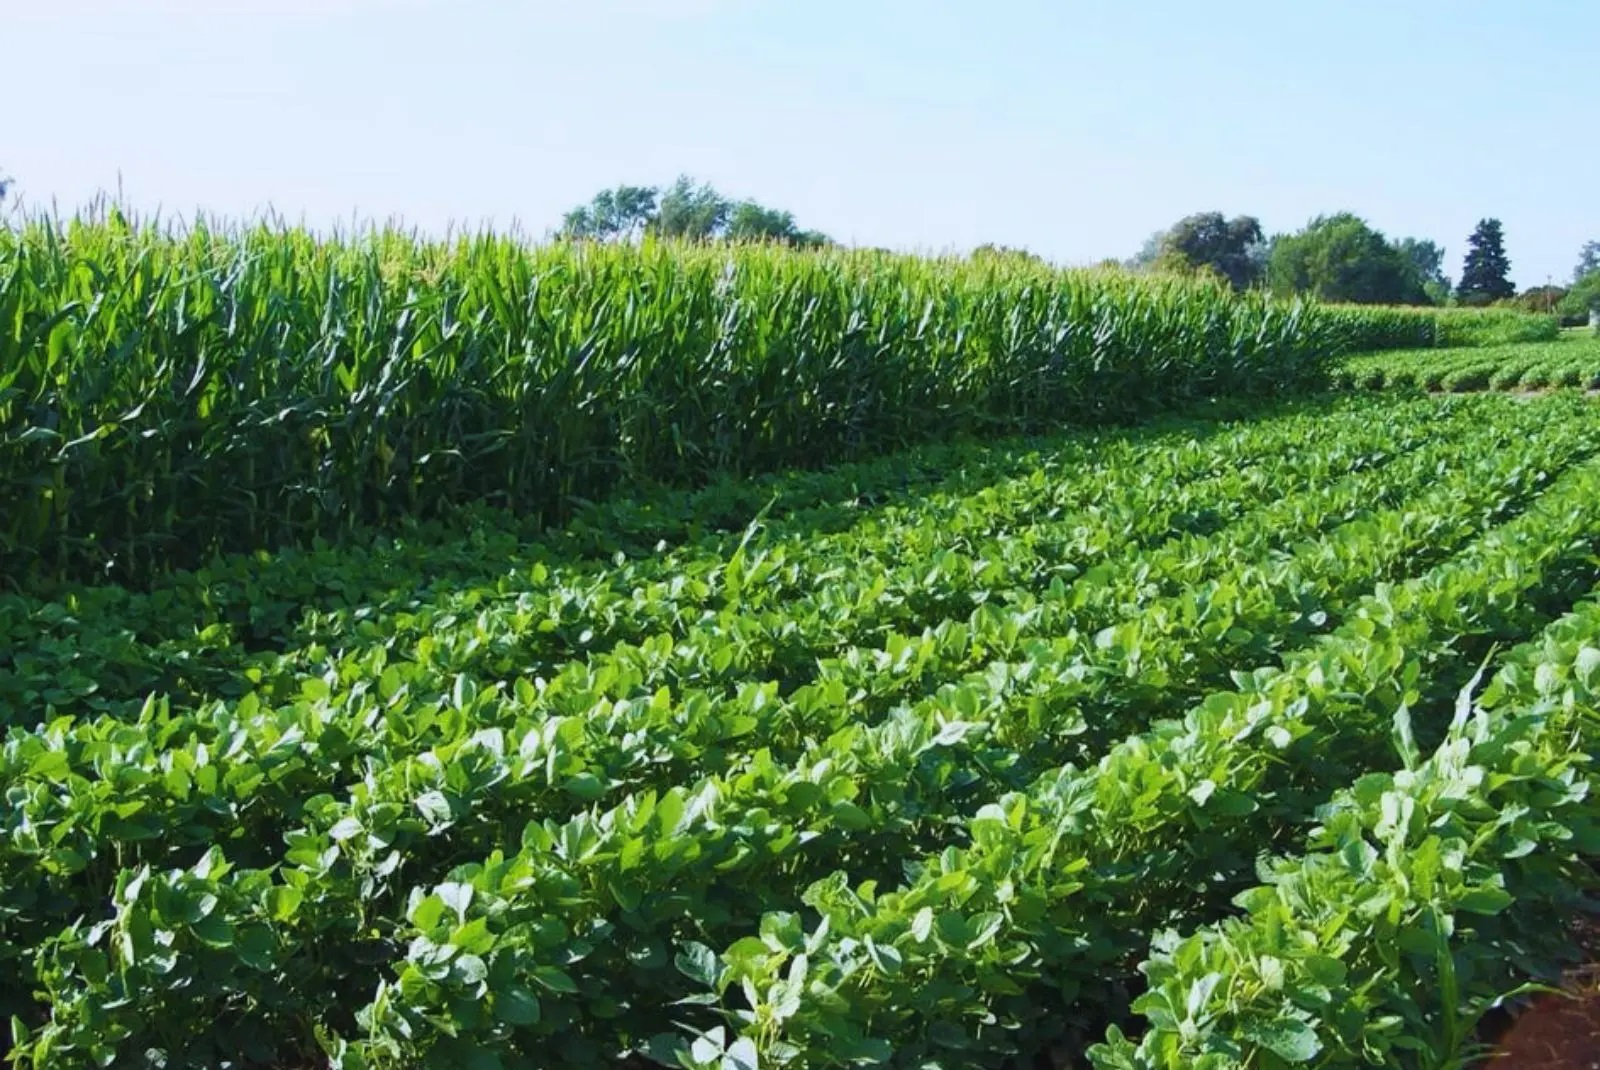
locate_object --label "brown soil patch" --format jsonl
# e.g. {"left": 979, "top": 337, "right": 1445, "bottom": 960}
{"left": 1486, "top": 972, "right": 1600, "bottom": 1069}
{"left": 1484, "top": 912, "right": 1600, "bottom": 1069}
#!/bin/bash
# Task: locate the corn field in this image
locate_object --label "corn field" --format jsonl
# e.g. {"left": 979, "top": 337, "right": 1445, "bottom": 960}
{"left": 0, "top": 212, "right": 1547, "bottom": 585}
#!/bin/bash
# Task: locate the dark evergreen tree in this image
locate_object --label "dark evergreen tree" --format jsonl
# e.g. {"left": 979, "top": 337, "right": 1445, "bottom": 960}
{"left": 1457, "top": 218, "right": 1515, "bottom": 304}
{"left": 1573, "top": 239, "right": 1600, "bottom": 285}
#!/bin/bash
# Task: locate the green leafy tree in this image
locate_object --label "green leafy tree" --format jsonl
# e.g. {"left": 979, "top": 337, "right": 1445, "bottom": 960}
{"left": 1395, "top": 237, "right": 1450, "bottom": 302}
{"left": 1456, "top": 218, "right": 1515, "bottom": 305}
{"left": 1515, "top": 284, "right": 1567, "bottom": 314}
{"left": 725, "top": 201, "right": 829, "bottom": 247}
{"left": 971, "top": 243, "right": 1045, "bottom": 266}
{"left": 559, "top": 177, "right": 827, "bottom": 247}
{"left": 1127, "top": 231, "right": 1164, "bottom": 270}
{"left": 653, "top": 176, "right": 731, "bottom": 241}
{"left": 1135, "top": 212, "right": 1265, "bottom": 290}
{"left": 1267, "top": 213, "right": 1428, "bottom": 305}
{"left": 1572, "top": 240, "right": 1600, "bottom": 285}
{"left": 560, "top": 184, "right": 658, "bottom": 241}
{"left": 726, "top": 201, "right": 790, "bottom": 242}
{"left": 1559, "top": 270, "right": 1600, "bottom": 317}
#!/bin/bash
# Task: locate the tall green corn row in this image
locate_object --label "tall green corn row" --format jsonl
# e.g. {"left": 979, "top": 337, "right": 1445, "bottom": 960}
{"left": 0, "top": 213, "right": 1530, "bottom": 585}
{"left": 1317, "top": 303, "right": 1561, "bottom": 351}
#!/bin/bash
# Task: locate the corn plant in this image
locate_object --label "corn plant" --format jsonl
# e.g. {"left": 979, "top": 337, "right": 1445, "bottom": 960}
{"left": 2, "top": 211, "right": 1541, "bottom": 586}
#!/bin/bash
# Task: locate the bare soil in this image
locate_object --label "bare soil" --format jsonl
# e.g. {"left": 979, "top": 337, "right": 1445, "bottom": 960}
{"left": 1483, "top": 912, "right": 1600, "bottom": 1069}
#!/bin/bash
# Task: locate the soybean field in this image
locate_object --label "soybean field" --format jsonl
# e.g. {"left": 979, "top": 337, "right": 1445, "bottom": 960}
{"left": 1336, "top": 330, "right": 1600, "bottom": 393}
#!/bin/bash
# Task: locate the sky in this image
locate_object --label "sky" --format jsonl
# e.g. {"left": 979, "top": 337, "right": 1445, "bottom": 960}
{"left": 5, "top": 0, "right": 1595, "bottom": 288}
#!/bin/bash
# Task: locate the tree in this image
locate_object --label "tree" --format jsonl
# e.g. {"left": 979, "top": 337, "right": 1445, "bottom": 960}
{"left": 1127, "top": 231, "right": 1164, "bottom": 271}
{"left": 1514, "top": 285, "right": 1567, "bottom": 314}
{"left": 1561, "top": 270, "right": 1600, "bottom": 317}
{"left": 653, "top": 176, "right": 730, "bottom": 241}
{"left": 1573, "top": 240, "right": 1600, "bottom": 285}
{"left": 0, "top": 168, "right": 10, "bottom": 205}
{"left": 1135, "top": 212, "right": 1266, "bottom": 290}
{"left": 726, "top": 201, "right": 793, "bottom": 242}
{"left": 1456, "top": 218, "right": 1515, "bottom": 305}
{"left": 1267, "top": 213, "right": 1428, "bottom": 305}
{"left": 725, "top": 200, "right": 830, "bottom": 247}
{"left": 971, "top": 243, "right": 1045, "bottom": 266}
{"left": 559, "top": 184, "right": 658, "bottom": 241}
{"left": 1395, "top": 237, "right": 1451, "bottom": 302}
{"left": 557, "top": 177, "right": 828, "bottom": 247}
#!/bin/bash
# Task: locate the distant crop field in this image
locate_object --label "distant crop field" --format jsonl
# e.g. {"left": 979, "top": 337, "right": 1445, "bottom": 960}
{"left": 1335, "top": 332, "right": 1600, "bottom": 393}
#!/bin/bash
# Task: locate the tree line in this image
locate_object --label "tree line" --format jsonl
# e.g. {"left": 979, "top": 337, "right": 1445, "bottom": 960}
{"left": 558, "top": 176, "right": 830, "bottom": 248}
{"left": 1132, "top": 210, "right": 1599, "bottom": 319}
{"left": 6, "top": 163, "right": 1596, "bottom": 319}
{"left": 557, "top": 177, "right": 1598, "bottom": 319}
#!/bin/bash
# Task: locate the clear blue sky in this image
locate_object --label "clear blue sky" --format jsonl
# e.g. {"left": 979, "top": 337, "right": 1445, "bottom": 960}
{"left": 7, "top": 0, "right": 1595, "bottom": 287}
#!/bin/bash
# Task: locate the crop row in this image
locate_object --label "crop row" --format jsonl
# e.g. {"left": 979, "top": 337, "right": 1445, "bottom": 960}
{"left": 7, "top": 220, "right": 1455, "bottom": 585}
{"left": 1336, "top": 335, "right": 1600, "bottom": 394}
{"left": 2, "top": 394, "right": 1429, "bottom": 727}
{"left": 632, "top": 447, "right": 1600, "bottom": 1070}
{"left": 2, "top": 391, "right": 1563, "bottom": 915}
{"left": 8, "top": 395, "right": 1600, "bottom": 1067}
{"left": 0, "top": 393, "right": 1502, "bottom": 986}
{"left": 1318, "top": 304, "right": 1560, "bottom": 352}
{"left": 1091, "top": 585, "right": 1600, "bottom": 1068}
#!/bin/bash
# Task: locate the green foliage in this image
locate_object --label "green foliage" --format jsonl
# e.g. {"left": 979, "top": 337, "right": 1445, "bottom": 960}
{"left": 1091, "top": 588, "right": 1600, "bottom": 1069}
{"left": 1571, "top": 239, "right": 1599, "bottom": 285}
{"left": 6, "top": 193, "right": 1600, "bottom": 1070}
{"left": 1559, "top": 270, "right": 1600, "bottom": 317}
{"left": 1139, "top": 212, "right": 1266, "bottom": 291}
{"left": 1430, "top": 305, "right": 1561, "bottom": 346}
{"left": 1267, "top": 213, "right": 1430, "bottom": 305}
{"left": 1335, "top": 335, "right": 1600, "bottom": 394}
{"left": 1457, "top": 218, "right": 1516, "bottom": 305}
{"left": 557, "top": 179, "right": 830, "bottom": 248}
{"left": 1512, "top": 284, "right": 1567, "bottom": 314}
{"left": 724, "top": 201, "right": 829, "bottom": 248}
{"left": 559, "top": 185, "right": 659, "bottom": 241}
{"left": 971, "top": 244, "right": 1045, "bottom": 265}
{"left": 6, "top": 389, "right": 1600, "bottom": 1068}
{"left": 652, "top": 176, "right": 731, "bottom": 241}
{"left": 1310, "top": 304, "right": 1556, "bottom": 354}
{"left": 26, "top": 397, "right": 1434, "bottom": 731}
{"left": 0, "top": 211, "right": 1441, "bottom": 586}
{"left": 673, "top": 411, "right": 1600, "bottom": 1068}
{"left": 1396, "top": 236, "right": 1452, "bottom": 304}
{"left": 1396, "top": 236, "right": 1449, "bottom": 292}
{"left": 1513, "top": 284, "right": 1587, "bottom": 327}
